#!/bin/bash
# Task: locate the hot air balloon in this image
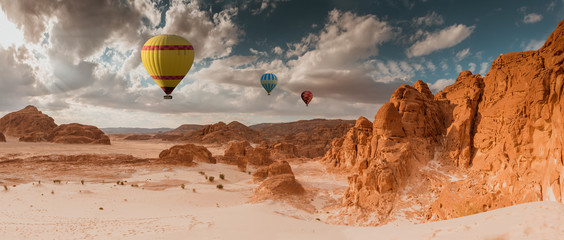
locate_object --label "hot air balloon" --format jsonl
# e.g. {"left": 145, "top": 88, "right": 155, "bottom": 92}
{"left": 141, "top": 35, "right": 195, "bottom": 99}
{"left": 260, "top": 73, "right": 278, "bottom": 95}
{"left": 301, "top": 91, "right": 313, "bottom": 106}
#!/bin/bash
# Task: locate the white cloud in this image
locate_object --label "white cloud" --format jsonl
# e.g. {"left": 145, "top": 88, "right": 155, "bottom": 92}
{"left": 428, "top": 79, "right": 455, "bottom": 93}
{"left": 426, "top": 61, "right": 436, "bottom": 71}
{"left": 523, "top": 13, "right": 543, "bottom": 24}
{"left": 456, "top": 64, "right": 462, "bottom": 73}
{"left": 161, "top": 0, "right": 241, "bottom": 60}
{"left": 413, "top": 11, "right": 444, "bottom": 26}
{"left": 456, "top": 48, "right": 470, "bottom": 61}
{"left": 250, "top": 0, "right": 287, "bottom": 15}
{"left": 468, "top": 62, "right": 476, "bottom": 72}
{"left": 272, "top": 46, "right": 283, "bottom": 55}
{"left": 406, "top": 24, "right": 475, "bottom": 57}
{"left": 522, "top": 39, "right": 545, "bottom": 50}
{"left": 440, "top": 61, "right": 448, "bottom": 71}
{"left": 479, "top": 62, "right": 489, "bottom": 75}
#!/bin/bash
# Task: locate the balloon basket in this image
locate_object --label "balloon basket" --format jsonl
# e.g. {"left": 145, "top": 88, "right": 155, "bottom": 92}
{"left": 164, "top": 95, "right": 173, "bottom": 99}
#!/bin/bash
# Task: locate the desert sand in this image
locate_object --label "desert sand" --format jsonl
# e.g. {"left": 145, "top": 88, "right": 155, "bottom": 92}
{"left": 1, "top": 137, "right": 563, "bottom": 239}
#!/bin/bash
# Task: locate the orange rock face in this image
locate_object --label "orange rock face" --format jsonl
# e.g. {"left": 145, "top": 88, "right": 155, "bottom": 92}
{"left": 252, "top": 161, "right": 305, "bottom": 200}
{"left": 159, "top": 144, "right": 216, "bottom": 164}
{"left": 0, "top": 105, "right": 57, "bottom": 140}
{"left": 252, "top": 160, "right": 294, "bottom": 182}
{"left": 323, "top": 20, "right": 564, "bottom": 226}
{"left": 0, "top": 132, "right": 5, "bottom": 142}
{"left": 46, "top": 123, "right": 111, "bottom": 145}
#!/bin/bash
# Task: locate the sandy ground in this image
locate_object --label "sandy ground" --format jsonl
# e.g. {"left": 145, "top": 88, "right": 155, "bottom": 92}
{"left": 1, "top": 138, "right": 564, "bottom": 239}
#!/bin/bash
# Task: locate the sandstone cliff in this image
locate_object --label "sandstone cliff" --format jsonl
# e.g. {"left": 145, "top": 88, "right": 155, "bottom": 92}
{"left": 323, "top": 20, "right": 564, "bottom": 225}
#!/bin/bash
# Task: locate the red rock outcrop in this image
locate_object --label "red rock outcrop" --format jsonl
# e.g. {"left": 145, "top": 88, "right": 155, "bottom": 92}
{"left": 0, "top": 132, "right": 5, "bottom": 142}
{"left": 0, "top": 105, "right": 57, "bottom": 140}
{"left": 270, "top": 142, "right": 298, "bottom": 159}
{"left": 221, "top": 140, "right": 273, "bottom": 169}
{"left": 252, "top": 160, "right": 294, "bottom": 182}
{"left": 323, "top": 20, "right": 564, "bottom": 226}
{"left": 159, "top": 144, "right": 216, "bottom": 164}
{"left": 181, "top": 121, "right": 263, "bottom": 144}
{"left": 46, "top": 123, "right": 111, "bottom": 145}
{"left": 252, "top": 161, "right": 304, "bottom": 200}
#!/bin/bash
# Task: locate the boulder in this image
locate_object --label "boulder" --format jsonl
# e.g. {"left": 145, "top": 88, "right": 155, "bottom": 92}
{"left": 159, "top": 144, "right": 216, "bottom": 164}
{"left": 46, "top": 123, "right": 111, "bottom": 145}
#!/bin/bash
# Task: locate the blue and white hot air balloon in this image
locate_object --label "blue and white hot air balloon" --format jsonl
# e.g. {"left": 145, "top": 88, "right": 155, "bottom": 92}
{"left": 260, "top": 73, "right": 278, "bottom": 95}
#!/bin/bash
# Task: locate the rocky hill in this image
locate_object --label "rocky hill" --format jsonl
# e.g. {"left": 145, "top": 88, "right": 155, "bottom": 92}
{"left": 0, "top": 106, "right": 110, "bottom": 145}
{"left": 0, "top": 105, "right": 57, "bottom": 140}
{"left": 180, "top": 121, "right": 263, "bottom": 144}
{"left": 323, "top": 19, "right": 564, "bottom": 226}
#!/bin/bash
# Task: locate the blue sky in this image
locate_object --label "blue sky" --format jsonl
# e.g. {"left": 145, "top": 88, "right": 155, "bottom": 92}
{"left": 0, "top": 0, "right": 561, "bottom": 128}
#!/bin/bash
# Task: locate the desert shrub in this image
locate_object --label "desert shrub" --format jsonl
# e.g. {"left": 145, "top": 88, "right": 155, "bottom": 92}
{"left": 192, "top": 188, "right": 196, "bottom": 193}
{"left": 198, "top": 171, "right": 205, "bottom": 175}
{"left": 208, "top": 176, "right": 215, "bottom": 182}
{"left": 216, "top": 184, "right": 223, "bottom": 189}
{"left": 81, "top": 180, "right": 84, "bottom": 185}
{"left": 181, "top": 184, "right": 185, "bottom": 189}
{"left": 3, "top": 185, "right": 7, "bottom": 191}
{"left": 53, "top": 180, "right": 61, "bottom": 184}
{"left": 131, "top": 184, "right": 139, "bottom": 187}
{"left": 219, "top": 174, "right": 225, "bottom": 180}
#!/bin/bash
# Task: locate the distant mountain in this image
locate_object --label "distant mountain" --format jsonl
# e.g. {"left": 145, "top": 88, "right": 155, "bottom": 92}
{"left": 101, "top": 127, "right": 173, "bottom": 134}
{"left": 250, "top": 119, "right": 355, "bottom": 138}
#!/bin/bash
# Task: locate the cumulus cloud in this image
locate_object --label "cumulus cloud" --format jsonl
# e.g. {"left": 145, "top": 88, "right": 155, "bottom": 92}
{"left": 250, "top": 0, "right": 287, "bottom": 15}
{"left": 428, "top": 79, "right": 455, "bottom": 93}
{"left": 522, "top": 39, "right": 545, "bottom": 50}
{"left": 413, "top": 11, "right": 444, "bottom": 26}
{"left": 456, "top": 48, "right": 470, "bottom": 60}
{"left": 161, "top": 0, "right": 241, "bottom": 60}
{"left": 468, "top": 62, "right": 476, "bottom": 72}
{"left": 479, "top": 62, "right": 489, "bottom": 75}
{"left": 523, "top": 13, "right": 543, "bottom": 23}
{"left": 272, "top": 46, "right": 283, "bottom": 55}
{"left": 406, "top": 24, "right": 475, "bottom": 57}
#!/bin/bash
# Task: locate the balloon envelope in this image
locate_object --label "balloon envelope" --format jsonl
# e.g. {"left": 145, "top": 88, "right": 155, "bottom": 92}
{"left": 141, "top": 35, "right": 195, "bottom": 98}
{"left": 301, "top": 91, "right": 313, "bottom": 106}
{"left": 260, "top": 73, "right": 278, "bottom": 95}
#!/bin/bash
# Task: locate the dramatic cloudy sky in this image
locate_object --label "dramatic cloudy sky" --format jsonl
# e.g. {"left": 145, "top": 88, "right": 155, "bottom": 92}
{"left": 0, "top": 0, "right": 562, "bottom": 128}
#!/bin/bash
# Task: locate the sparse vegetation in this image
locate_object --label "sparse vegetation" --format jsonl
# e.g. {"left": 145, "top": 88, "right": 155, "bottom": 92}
{"left": 3, "top": 185, "right": 7, "bottom": 191}
{"left": 181, "top": 184, "right": 185, "bottom": 189}
{"left": 51, "top": 190, "right": 54, "bottom": 194}
{"left": 208, "top": 176, "right": 215, "bottom": 182}
{"left": 205, "top": 176, "right": 208, "bottom": 180}
{"left": 131, "top": 184, "right": 139, "bottom": 187}
{"left": 219, "top": 173, "right": 225, "bottom": 180}
{"left": 216, "top": 184, "right": 223, "bottom": 189}
{"left": 116, "top": 181, "right": 125, "bottom": 185}
{"left": 315, "top": 218, "right": 321, "bottom": 221}
{"left": 99, "top": 207, "right": 104, "bottom": 210}
{"left": 248, "top": 171, "right": 251, "bottom": 175}
{"left": 198, "top": 171, "right": 205, "bottom": 175}
{"left": 81, "top": 180, "right": 84, "bottom": 185}
{"left": 192, "top": 188, "right": 196, "bottom": 193}
{"left": 53, "top": 180, "right": 61, "bottom": 184}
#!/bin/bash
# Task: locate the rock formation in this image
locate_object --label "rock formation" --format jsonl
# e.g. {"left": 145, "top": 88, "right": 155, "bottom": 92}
{"left": 252, "top": 160, "right": 294, "bottom": 182}
{"left": 159, "top": 143, "right": 216, "bottom": 164}
{"left": 252, "top": 119, "right": 355, "bottom": 158}
{"left": 252, "top": 161, "right": 305, "bottom": 200}
{"left": 46, "top": 123, "right": 111, "bottom": 145}
{"left": 181, "top": 121, "right": 263, "bottom": 144}
{"left": 220, "top": 140, "right": 273, "bottom": 170}
{"left": 269, "top": 142, "right": 299, "bottom": 159}
{"left": 0, "top": 105, "right": 57, "bottom": 140}
{"left": 0, "top": 132, "right": 5, "bottom": 142}
{"left": 323, "top": 20, "right": 564, "bottom": 226}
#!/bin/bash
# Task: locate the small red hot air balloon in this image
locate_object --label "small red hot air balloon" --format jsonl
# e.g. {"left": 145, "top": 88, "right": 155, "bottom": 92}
{"left": 301, "top": 91, "right": 313, "bottom": 106}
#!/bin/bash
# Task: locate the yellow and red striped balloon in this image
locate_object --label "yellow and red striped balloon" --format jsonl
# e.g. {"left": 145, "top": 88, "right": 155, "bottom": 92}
{"left": 141, "top": 35, "right": 195, "bottom": 99}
